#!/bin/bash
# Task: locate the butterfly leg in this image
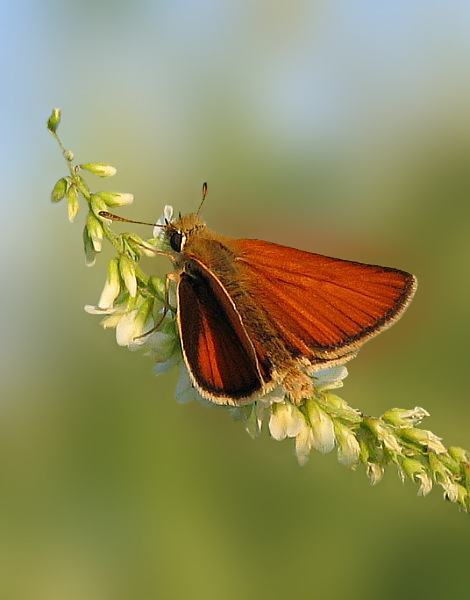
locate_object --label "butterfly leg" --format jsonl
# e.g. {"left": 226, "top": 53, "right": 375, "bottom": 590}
{"left": 134, "top": 273, "right": 176, "bottom": 340}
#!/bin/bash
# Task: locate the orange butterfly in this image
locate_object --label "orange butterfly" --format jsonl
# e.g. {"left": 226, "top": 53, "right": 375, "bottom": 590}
{"left": 101, "top": 191, "right": 416, "bottom": 406}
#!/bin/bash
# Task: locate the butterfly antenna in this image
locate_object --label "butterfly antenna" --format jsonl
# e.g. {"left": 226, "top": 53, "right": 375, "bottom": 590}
{"left": 196, "top": 182, "right": 208, "bottom": 216}
{"left": 98, "top": 211, "right": 164, "bottom": 229}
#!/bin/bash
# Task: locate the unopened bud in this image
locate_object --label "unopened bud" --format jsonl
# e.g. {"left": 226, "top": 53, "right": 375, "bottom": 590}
{"left": 400, "top": 428, "right": 446, "bottom": 454}
{"left": 448, "top": 446, "right": 470, "bottom": 464}
{"left": 294, "top": 419, "right": 314, "bottom": 466}
{"left": 306, "top": 398, "right": 335, "bottom": 454}
{"left": 364, "top": 417, "right": 401, "bottom": 454}
{"left": 382, "top": 407, "right": 430, "bottom": 428}
{"left": 51, "top": 177, "right": 67, "bottom": 202}
{"left": 98, "top": 258, "right": 121, "bottom": 309}
{"left": 90, "top": 194, "right": 109, "bottom": 218}
{"left": 47, "top": 108, "right": 61, "bottom": 132}
{"left": 119, "top": 255, "right": 137, "bottom": 297}
{"left": 269, "top": 402, "right": 304, "bottom": 441}
{"left": 94, "top": 191, "right": 134, "bottom": 207}
{"left": 80, "top": 163, "right": 117, "bottom": 177}
{"left": 86, "top": 212, "right": 103, "bottom": 252}
{"left": 66, "top": 185, "right": 79, "bottom": 222}
{"left": 366, "top": 462, "right": 385, "bottom": 486}
{"left": 334, "top": 421, "right": 360, "bottom": 467}
{"left": 83, "top": 227, "right": 97, "bottom": 267}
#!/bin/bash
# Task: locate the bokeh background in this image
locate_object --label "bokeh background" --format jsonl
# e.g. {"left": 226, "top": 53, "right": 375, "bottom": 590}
{"left": 2, "top": 1, "right": 470, "bottom": 598}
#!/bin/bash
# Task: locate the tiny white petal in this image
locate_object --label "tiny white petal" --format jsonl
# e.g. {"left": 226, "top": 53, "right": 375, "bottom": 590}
{"left": 153, "top": 205, "right": 174, "bottom": 238}
{"left": 119, "top": 256, "right": 137, "bottom": 298}
{"left": 396, "top": 466, "right": 406, "bottom": 484}
{"left": 295, "top": 419, "right": 313, "bottom": 466}
{"left": 367, "top": 462, "right": 385, "bottom": 485}
{"left": 269, "top": 402, "right": 304, "bottom": 441}
{"left": 335, "top": 422, "right": 361, "bottom": 467}
{"left": 84, "top": 304, "right": 117, "bottom": 315}
{"left": 128, "top": 318, "right": 154, "bottom": 351}
{"left": 286, "top": 406, "right": 304, "bottom": 438}
{"left": 307, "top": 399, "right": 336, "bottom": 454}
{"left": 269, "top": 403, "right": 289, "bottom": 440}
{"left": 261, "top": 386, "right": 286, "bottom": 404}
{"left": 116, "top": 310, "right": 141, "bottom": 346}
{"left": 123, "top": 271, "right": 137, "bottom": 298}
{"left": 416, "top": 472, "right": 433, "bottom": 496}
{"left": 314, "top": 365, "right": 348, "bottom": 391}
{"left": 101, "top": 313, "right": 124, "bottom": 328}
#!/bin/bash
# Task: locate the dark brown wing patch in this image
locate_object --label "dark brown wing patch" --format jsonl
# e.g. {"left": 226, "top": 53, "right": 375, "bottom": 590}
{"left": 177, "top": 270, "right": 265, "bottom": 401}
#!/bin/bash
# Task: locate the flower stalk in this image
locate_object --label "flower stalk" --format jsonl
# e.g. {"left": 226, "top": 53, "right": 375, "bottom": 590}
{"left": 48, "top": 109, "right": 470, "bottom": 514}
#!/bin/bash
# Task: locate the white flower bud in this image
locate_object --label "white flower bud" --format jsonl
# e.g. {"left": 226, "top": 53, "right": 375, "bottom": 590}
{"left": 80, "top": 163, "right": 117, "bottom": 177}
{"left": 314, "top": 365, "right": 348, "bottom": 391}
{"left": 128, "top": 300, "right": 154, "bottom": 350}
{"left": 295, "top": 419, "right": 314, "bottom": 466}
{"left": 119, "top": 255, "right": 137, "bottom": 297}
{"left": 306, "top": 398, "right": 335, "bottom": 454}
{"left": 67, "top": 185, "right": 79, "bottom": 222}
{"left": 401, "top": 457, "right": 432, "bottom": 495}
{"left": 366, "top": 462, "right": 385, "bottom": 485}
{"left": 382, "top": 407, "right": 430, "bottom": 428}
{"left": 98, "top": 258, "right": 121, "bottom": 309}
{"left": 334, "top": 421, "right": 361, "bottom": 467}
{"left": 365, "top": 418, "right": 401, "bottom": 454}
{"left": 153, "top": 205, "right": 174, "bottom": 238}
{"left": 401, "top": 428, "right": 446, "bottom": 454}
{"left": 83, "top": 226, "right": 97, "bottom": 267}
{"left": 269, "top": 402, "right": 304, "bottom": 441}
{"left": 416, "top": 472, "right": 433, "bottom": 496}
{"left": 115, "top": 302, "right": 151, "bottom": 347}
{"left": 94, "top": 191, "right": 134, "bottom": 207}
{"left": 86, "top": 212, "right": 103, "bottom": 252}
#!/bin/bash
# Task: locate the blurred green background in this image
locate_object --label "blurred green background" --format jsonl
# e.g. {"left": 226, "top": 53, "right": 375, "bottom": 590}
{"left": 2, "top": 1, "right": 470, "bottom": 598}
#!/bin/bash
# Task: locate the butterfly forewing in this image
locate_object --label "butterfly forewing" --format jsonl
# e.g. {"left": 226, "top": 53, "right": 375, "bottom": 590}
{"left": 177, "top": 269, "right": 266, "bottom": 403}
{"left": 229, "top": 239, "right": 416, "bottom": 359}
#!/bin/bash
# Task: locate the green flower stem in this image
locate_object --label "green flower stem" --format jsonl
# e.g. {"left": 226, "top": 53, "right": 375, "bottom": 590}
{"left": 304, "top": 391, "right": 470, "bottom": 512}
{"left": 48, "top": 110, "right": 470, "bottom": 516}
{"left": 48, "top": 114, "right": 154, "bottom": 283}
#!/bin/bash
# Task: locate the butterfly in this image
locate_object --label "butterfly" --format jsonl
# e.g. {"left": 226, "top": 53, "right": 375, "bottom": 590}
{"left": 100, "top": 187, "right": 416, "bottom": 406}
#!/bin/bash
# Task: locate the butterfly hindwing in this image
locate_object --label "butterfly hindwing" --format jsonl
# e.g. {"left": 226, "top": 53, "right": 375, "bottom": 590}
{"left": 177, "top": 268, "right": 266, "bottom": 403}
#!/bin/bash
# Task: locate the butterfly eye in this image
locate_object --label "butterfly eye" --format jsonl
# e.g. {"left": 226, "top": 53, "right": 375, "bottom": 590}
{"left": 169, "top": 230, "right": 185, "bottom": 252}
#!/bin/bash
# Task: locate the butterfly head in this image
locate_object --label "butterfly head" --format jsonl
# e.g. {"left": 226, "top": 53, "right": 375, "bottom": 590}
{"left": 164, "top": 213, "right": 207, "bottom": 253}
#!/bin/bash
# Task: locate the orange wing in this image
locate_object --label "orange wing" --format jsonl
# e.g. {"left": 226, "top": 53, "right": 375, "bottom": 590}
{"left": 229, "top": 239, "right": 416, "bottom": 360}
{"left": 177, "top": 270, "right": 267, "bottom": 403}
